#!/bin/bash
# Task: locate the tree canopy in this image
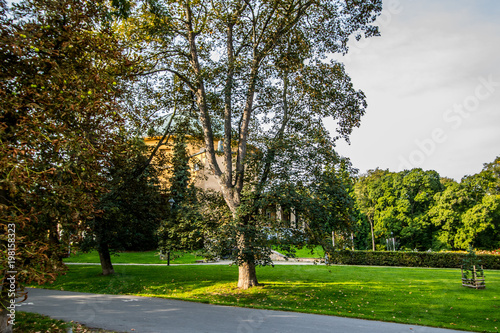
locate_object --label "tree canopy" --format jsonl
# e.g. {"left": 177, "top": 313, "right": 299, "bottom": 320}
{"left": 355, "top": 157, "right": 500, "bottom": 252}
{"left": 114, "top": 0, "right": 382, "bottom": 289}
{"left": 0, "top": 0, "right": 134, "bottom": 329}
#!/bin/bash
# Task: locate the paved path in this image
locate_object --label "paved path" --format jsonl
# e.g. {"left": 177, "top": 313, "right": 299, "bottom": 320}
{"left": 20, "top": 288, "right": 471, "bottom": 333}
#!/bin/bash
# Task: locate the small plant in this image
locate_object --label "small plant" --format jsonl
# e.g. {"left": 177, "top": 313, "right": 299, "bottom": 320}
{"left": 461, "top": 246, "right": 485, "bottom": 289}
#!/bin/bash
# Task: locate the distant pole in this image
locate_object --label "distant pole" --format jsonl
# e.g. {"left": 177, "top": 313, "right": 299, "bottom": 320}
{"left": 167, "top": 198, "right": 175, "bottom": 266}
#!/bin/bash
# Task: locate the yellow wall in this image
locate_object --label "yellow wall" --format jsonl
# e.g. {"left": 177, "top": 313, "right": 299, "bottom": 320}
{"left": 145, "top": 136, "right": 302, "bottom": 228}
{"left": 144, "top": 136, "right": 223, "bottom": 192}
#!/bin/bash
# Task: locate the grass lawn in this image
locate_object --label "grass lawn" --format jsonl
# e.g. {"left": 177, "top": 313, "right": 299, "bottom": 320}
{"left": 289, "top": 246, "right": 325, "bottom": 258}
{"left": 32, "top": 264, "right": 499, "bottom": 332}
{"left": 64, "top": 250, "right": 203, "bottom": 264}
{"left": 65, "top": 247, "right": 324, "bottom": 264}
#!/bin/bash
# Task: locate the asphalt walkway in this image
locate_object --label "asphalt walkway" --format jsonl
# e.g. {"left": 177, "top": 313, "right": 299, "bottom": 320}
{"left": 20, "top": 288, "right": 471, "bottom": 333}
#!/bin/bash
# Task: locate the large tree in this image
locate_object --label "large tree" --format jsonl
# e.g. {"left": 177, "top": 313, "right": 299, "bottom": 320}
{"left": 81, "top": 138, "right": 166, "bottom": 275}
{"left": 118, "top": 0, "right": 382, "bottom": 288}
{"left": 0, "top": 0, "right": 132, "bottom": 330}
{"left": 356, "top": 169, "right": 443, "bottom": 251}
{"left": 304, "top": 159, "right": 359, "bottom": 255}
{"left": 355, "top": 168, "right": 389, "bottom": 250}
{"left": 430, "top": 157, "right": 500, "bottom": 250}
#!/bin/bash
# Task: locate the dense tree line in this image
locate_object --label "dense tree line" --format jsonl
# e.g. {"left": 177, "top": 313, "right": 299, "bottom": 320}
{"left": 354, "top": 156, "right": 500, "bottom": 251}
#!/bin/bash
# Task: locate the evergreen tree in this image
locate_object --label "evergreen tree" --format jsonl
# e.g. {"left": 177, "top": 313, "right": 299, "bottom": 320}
{"left": 170, "top": 130, "right": 191, "bottom": 205}
{"left": 157, "top": 122, "right": 204, "bottom": 262}
{"left": 81, "top": 138, "right": 166, "bottom": 275}
{"left": 461, "top": 246, "right": 485, "bottom": 289}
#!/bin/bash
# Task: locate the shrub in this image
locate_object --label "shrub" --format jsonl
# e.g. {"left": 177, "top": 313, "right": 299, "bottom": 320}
{"left": 330, "top": 250, "right": 500, "bottom": 269}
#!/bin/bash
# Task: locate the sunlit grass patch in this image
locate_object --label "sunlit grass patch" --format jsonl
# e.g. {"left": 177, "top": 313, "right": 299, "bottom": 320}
{"left": 33, "top": 264, "right": 499, "bottom": 332}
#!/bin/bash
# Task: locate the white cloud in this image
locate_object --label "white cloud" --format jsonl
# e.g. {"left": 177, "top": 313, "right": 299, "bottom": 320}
{"left": 332, "top": 0, "right": 500, "bottom": 180}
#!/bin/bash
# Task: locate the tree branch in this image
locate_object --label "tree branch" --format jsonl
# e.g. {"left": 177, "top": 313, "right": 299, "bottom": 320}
{"left": 257, "top": 70, "right": 290, "bottom": 191}
{"left": 132, "top": 106, "right": 177, "bottom": 180}
{"left": 224, "top": 22, "right": 235, "bottom": 188}
{"left": 184, "top": 2, "right": 223, "bottom": 184}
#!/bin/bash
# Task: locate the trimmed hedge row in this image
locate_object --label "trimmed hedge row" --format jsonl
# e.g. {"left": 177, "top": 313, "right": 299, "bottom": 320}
{"left": 329, "top": 250, "right": 500, "bottom": 270}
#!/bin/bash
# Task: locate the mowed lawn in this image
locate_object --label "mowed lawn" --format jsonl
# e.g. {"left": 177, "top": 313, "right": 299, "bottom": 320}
{"left": 63, "top": 247, "right": 324, "bottom": 264}
{"left": 63, "top": 250, "right": 204, "bottom": 264}
{"left": 31, "top": 264, "right": 499, "bottom": 332}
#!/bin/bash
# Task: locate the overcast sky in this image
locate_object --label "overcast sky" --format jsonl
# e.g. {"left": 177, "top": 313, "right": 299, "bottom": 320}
{"left": 329, "top": 0, "right": 500, "bottom": 181}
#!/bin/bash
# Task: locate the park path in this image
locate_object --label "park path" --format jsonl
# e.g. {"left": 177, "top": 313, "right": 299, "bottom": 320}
{"left": 20, "top": 288, "right": 471, "bottom": 333}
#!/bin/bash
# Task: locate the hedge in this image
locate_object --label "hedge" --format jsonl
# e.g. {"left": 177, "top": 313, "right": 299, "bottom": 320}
{"left": 329, "top": 250, "right": 500, "bottom": 270}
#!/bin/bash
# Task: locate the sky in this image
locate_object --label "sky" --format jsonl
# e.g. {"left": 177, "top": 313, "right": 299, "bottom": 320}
{"left": 329, "top": 0, "right": 500, "bottom": 181}
{"left": 5, "top": 0, "right": 498, "bottom": 181}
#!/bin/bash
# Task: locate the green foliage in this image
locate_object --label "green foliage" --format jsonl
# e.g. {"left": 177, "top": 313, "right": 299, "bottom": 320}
{"left": 169, "top": 128, "right": 191, "bottom": 204}
{"left": 303, "top": 160, "right": 359, "bottom": 255}
{"left": 113, "top": 0, "right": 383, "bottom": 287}
{"left": 456, "top": 194, "right": 500, "bottom": 250}
{"left": 0, "top": 0, "right": 133, "bottom": 287}
{"left": 356, "top": 157, "right": 500, "bottom": 252}
{"left": 428, "top": 181, "right": 470, "bottom": 249}
{"left": 81, "top": 138, "right": 166, "bottom": 255}
{"left": 229, "top": 157, "right": 360, "bottom": 262}
{"left": 330, "top": 250, "right": 500, "bottom": 269}
{"left": 461, "top": 246, "right": 484, "bottom": 280}
{"left": 157, "top": 186, "right": 206, "bottom": 254}
{"left": 157, "top": 124, "right": 207, "bottom": 255}
{"left": 352, "top": 214, "right": 372, "bottom": 250}
{"left": 430, "top": 158, "right": 500, "bottom": 250}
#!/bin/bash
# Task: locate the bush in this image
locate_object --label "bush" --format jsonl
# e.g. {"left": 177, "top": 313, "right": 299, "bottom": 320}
{"left": 330, "top": 250, "right": 500, "bottom": 269}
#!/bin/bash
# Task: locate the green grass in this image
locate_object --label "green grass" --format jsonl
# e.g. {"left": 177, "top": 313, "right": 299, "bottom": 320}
{"left": 15, "top": 311, "right": 117, "bottom": 332}
{"left": 272, "top": 245, "right": 325, "bottom": 259}
{"left": 291, "top": 246, "right": 325, "bottom": 258}
{"left": 33, "top": 264, "right": 499, "bottom": 332}
{"left": 65, "top": 247, "right": 323, "bottom": 265}
{"left": 64, "top": 250, "right": 203, "bottom": 264}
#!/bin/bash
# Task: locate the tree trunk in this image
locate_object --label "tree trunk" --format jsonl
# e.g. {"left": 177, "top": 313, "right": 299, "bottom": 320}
{"left": 98, "top": 244, "right": 114, "bottom": 276}
{"left": 237, "top": 261, "right": 259, "bottom": 289}
{"left": 235, "top": 217, "right": 260, "bottom": 289}
{"left": 0, "top": 296, "right": 13, "bottom": 333}
{"left": 368, "top": 217, "right": 375, "bottom": 251}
